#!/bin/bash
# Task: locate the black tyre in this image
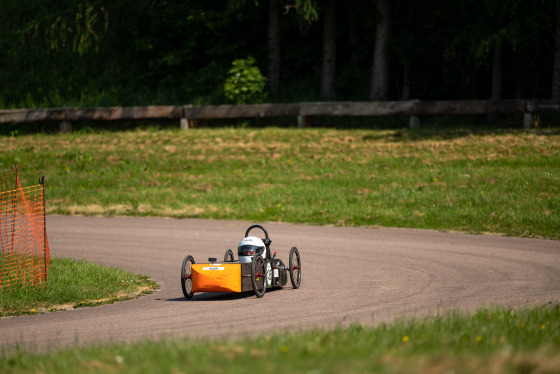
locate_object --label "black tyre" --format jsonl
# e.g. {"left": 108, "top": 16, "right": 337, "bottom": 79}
{"left": 251, "top": 254, "right": 266, "bottom": 298}
{"left": 224, "top": 248, "right": 235, "bottom": 262}
{"left": 289, "top": 247, "right": 301, "bottom": 289}
{"left": 181, "top": 255, "right": 195, "bottom": 299}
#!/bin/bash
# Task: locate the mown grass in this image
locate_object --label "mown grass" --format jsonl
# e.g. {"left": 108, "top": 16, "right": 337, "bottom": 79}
{"left": 1, "top": 127, "right": 559, "bottom": 238}
{"left": 1, "top": 305, "right": 559, "bottom": 373}
{"left": 0, "top": 257, "right": 157, "bottom": 317}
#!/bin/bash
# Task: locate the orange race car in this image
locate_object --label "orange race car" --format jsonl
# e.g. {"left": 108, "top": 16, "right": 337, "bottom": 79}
{"left": 180, "top": 225, "right": 301, "bottom": 299}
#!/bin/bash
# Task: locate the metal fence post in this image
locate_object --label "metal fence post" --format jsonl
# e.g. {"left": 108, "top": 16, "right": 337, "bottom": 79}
{"left": 39, "top": 176, "right": 48, "bottom": 283}
{"left": 10, "top": 165, "right": 18, "bottom": 255}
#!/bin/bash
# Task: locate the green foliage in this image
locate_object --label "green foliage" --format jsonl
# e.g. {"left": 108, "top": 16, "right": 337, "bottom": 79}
{"left": 292, "top": 0, "right": 319, "bottom": 23}
{"left": 19, "top": 3, "right": 108, "bottom": 55}
{"left": 0, "top": 1, "right": 267, "bottom": 108}
{"left": 0, "top": 0, "right": 558, "bottom": 107}
{"left": 224, "top": 57, "right": 268, "bottom": 104}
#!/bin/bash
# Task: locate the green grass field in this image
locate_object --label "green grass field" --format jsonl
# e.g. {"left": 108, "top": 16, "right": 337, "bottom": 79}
{"left": 1, "top": 127, "right": 559, "bottom": 372}
{"left": 0, "top": 257, "right": 157, "bottom": 317}
{"left": 2, "top": 305, "right": 559, "bottom": 373}
{"left": 2, "top": 127, "right": 559, "bottom": 238}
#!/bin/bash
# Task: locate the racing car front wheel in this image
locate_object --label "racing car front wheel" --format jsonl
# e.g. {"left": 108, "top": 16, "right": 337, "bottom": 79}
{"left": 224, "top": 248, "right": 234, "bottom": 262}
{"left": 251, "top": 254, "right": 266, "bottom": 298}
{"left": 289, "top": 247, "right": 301, "bottom": 289}
{"left": 181, "top": 255, "right": 195, "bottom": 299}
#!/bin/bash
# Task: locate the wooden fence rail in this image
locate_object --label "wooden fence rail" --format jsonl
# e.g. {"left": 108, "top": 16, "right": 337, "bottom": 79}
{"left": 1, "top": 100, "right": 558, "bottom": 131}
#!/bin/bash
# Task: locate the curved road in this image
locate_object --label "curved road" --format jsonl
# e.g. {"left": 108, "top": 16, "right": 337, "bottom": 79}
{"left": 1, "top": 216, "right": 559, "bottom": 352}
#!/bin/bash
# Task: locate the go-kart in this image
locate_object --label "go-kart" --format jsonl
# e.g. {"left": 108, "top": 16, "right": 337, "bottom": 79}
{"left": 180, "top": 224, "right": 301, "bottom": 299}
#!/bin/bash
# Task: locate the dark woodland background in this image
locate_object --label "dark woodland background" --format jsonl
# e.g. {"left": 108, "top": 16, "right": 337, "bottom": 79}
{"left": 2, "top": 0, "right": 560, "bottom": 109}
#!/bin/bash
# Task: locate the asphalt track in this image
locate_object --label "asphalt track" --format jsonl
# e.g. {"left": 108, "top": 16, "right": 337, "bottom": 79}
{"left": 1, "top": 215, "right": 559, "bottom": 353}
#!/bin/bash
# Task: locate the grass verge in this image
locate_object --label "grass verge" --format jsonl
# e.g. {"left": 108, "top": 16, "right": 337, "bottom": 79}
{"left": 1, "top": 305, "right": 558, "bottom": 373}
{"left": 0, "top": 257, "right": 158, "bottom": 317}
{"left": 1, "top": 127, "right": 559, "bottom": 239}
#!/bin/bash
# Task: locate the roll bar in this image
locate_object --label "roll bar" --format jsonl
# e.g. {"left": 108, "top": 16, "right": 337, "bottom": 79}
{"left": 245, "top": 224, "right": 272, "bottom": 259}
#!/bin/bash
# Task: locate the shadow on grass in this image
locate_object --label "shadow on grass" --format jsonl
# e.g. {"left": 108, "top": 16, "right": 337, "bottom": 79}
{"left": 4, "top": 113, "right": 559, "bottom": 136}
{"left": 361, "top": 126, "right": 560, "bottom": 143}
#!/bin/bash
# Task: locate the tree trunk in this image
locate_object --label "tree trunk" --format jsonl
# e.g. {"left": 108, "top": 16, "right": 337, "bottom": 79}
{"left": 491, "top": 43, "right": 502, "bottom": 100}
{"left": 267, "top": 0, "right": 281, "bottom": 98}
{"left": 345, "top": 0, "right": 360, "bottom": 72}
{"left": 320, "top": 0, "right": 337, "bottom": 101}
{"left": 370, "top": 0, "right": 392, "bottom": 101}
{"left": 552, "top": 2, "right": 560, "bottom": 99}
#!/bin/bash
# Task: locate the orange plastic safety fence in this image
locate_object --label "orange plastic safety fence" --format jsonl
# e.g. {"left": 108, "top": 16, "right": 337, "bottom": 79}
{"left": 0, "top": 177, "right": 50, "bottom": 290}
{"left": 0, "top": 167, "right": 20, "bottom": 193}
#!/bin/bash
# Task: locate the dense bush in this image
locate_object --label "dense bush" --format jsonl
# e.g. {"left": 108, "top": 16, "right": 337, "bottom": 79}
{"left": 224, "top": 57, "right": 268, "bottom": 104}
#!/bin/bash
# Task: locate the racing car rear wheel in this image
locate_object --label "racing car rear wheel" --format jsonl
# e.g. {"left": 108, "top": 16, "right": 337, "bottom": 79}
{"left": 251, "top": 254, "right": 266, "bottom": 298}
{"left": 289, "top": 247, "right": 301, "bottom": 289}
{"left": 181, "top": 255, "right": 195, "bottom": 299}
{"left": 224, "top": 248, "right": 234, "bottom": 262}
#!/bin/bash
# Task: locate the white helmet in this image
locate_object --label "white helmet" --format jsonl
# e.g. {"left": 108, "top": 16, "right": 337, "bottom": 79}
{"left": 238, "top": 236, "right": 266, "bottom": 263}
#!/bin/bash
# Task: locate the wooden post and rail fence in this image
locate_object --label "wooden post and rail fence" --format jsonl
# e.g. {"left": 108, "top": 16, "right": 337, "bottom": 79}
{"left": 0, "top": 100, "right": 558, "bottom": 131}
